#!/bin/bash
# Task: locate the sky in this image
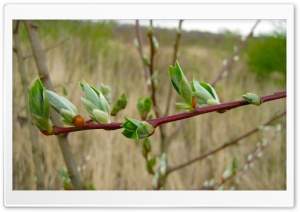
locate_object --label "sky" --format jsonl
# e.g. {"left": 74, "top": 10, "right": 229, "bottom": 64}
{"left": 117, "top": 20, "right": 285, "bottom": 36}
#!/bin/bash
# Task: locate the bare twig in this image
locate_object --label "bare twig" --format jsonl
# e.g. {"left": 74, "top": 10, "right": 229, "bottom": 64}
{"left": 135, "top": 20, "right": 152, "bottom": 92}
{"left": 166, "top": 110, "right": 286, "bottom": 175}
{"left": 165, "top": 20, "right": 183, "bottom": 117}
{"left": 24, "top": 20, "right": 86, "bottom": 190}
{"left": 211, "top": 20, "right": 260, "bottom": 86}
{"left": 199, "top": 130, "right": 281, "bottom": 190}
{"left": 23, "top": 38, "right": 69, "bottom": 60}
{"left": 51, "top": 92, "right": 286, "bottom": 135}
{"left": 13, "top": 20, "right": 45, "bottom": 190}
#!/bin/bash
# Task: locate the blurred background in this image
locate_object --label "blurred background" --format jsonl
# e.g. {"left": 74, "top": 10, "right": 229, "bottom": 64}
{"left": 13, "top": 20, "right": 286, "bottom": 190}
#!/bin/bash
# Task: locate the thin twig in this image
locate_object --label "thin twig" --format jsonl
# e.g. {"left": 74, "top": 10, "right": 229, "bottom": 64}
{"left": 199, "top": 130, "right": 281, "bottom": 190}
{"left": 165, "top": 20, "right": 183, "bottom": 117}
{"left": 135, "top": 20, "right": 152, "bottom": 92}
{"left": 13, "top": 20, "right": 45, "bottom": 190}
{"left": 23, "top": 38, "right": 69, "bottom": 60}
{"left": 51, "top": 91, "right": 286, "bottom": 135}
{"left": 166, "top": 110, "right": 286, "bottom": 175}
{"left": 211, "top": 20, "right": 260, "bottom": 86}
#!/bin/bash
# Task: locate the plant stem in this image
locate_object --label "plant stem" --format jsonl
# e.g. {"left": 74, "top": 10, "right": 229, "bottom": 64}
{"left": 166, "top": 110, "right": 286, "bottom": 175}
{"left": 24, "top": 20, "right": 86, "bottom": 190}
{"left": 52, "top": 91, "right": 286, "bottom": 135}
{"left": 165, "top": 20, "right": 183, "bottom": 117}
{"left": 211, "top": 20, "right": 260, "bottom": 86}
{"left": 13, "top": 20, "right": 45, "bottom": 190}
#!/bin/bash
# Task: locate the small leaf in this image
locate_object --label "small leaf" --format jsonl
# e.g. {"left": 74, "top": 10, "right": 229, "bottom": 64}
{"left": 100, "top": 83, "right": 112, "bottom": 104}
{"left": 175, "top": 102, "right": 192, "bottom": 110}
{"left": 122, "top": 129, "right": 138, "bottom": 139}
{"left": 179, "top": 79, "right": 193, "bottom": 106}
{"left": 111, "top": 93, "right": 127, "bottom": 116}
{"left": 92, "top": 109, "right": 110, "bottom": 124}
{"left": 143, "top": 137, "right": 151, "bottom": 152}
{"left": 136, "top": 122, "right": 154, "bottom": 139}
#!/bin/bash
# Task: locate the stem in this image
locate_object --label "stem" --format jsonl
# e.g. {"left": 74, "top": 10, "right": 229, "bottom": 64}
{"left": 167, "top": 110, "right": 286, "bottom": 175}
{"left": 135, "top": 20, "right": 152, "bottom": 92}
{"left": 24, "top": 20, "right": 86, "bottom": 190}
{"left": 211, "top": 20, "right": 260, "bottom": 86}
{"left": 52, "top": 92, "right": 286, "bottom": 135}
{"left": 165, "top": 20, "right": 183, "bottom": 117}
{"left": 13, "top": 20, "right": 45, "bottom": 190}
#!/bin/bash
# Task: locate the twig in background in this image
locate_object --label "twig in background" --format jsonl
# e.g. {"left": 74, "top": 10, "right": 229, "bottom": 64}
{"left": 211, "top": 20, "right": 260, "bottom": 86}
{"left": 24, "top": 20, "right": 86, "bottom": 190}
{"left": 13, "top": 20, "right": 45, "bottom": 190}
{"left": 165, "top": 20, "right": 183, "bottom": 117}
{"left": 166, "top": 110, "right": 286, "bottom": 175}
{"left": 23, "top": 38, "right": 69, "bottom": 60}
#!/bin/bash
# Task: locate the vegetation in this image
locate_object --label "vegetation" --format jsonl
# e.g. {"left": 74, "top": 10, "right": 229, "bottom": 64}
{"left": 13, "top": 20, "right": 286, "bottom": 190}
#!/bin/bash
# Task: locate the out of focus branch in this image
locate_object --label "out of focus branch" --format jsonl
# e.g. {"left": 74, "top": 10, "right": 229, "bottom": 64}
{"left": 211, "top": 20, "right": 260, "bottom": 86}
{"left": 166, "top": 110, "right": 286, "bottom": 175}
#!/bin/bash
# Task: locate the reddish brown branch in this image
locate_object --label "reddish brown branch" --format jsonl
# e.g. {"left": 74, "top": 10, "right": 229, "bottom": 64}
{"left": 52, "top": 91, "right": 286, "bottom": 135}
{"left": 211, "top": 20, "right": 260, "bottom": 86}
{"left": 166, "top": 110, "right": 286, "bottom": 175}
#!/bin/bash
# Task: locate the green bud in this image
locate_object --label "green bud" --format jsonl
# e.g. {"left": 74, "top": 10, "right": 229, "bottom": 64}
{"left": 137, "top": 97, "right": 152, "bottom": 120}
{"left": 80, "top": 81, "right": 110, "bottom": 123}
{"left": 146, "top": 155, "right": 156, "bottom": 174}
{"left": 159, "top": 153, "right": 167, "bottom": 176}
{"left": 133, "top": 38, "right": 139, "bottom": 49}
{"left": 242, "top": 93, "right": 261, "bottom": 106}
{"left": 28, "top": 79, "right": 52, "bottom": 133}
{"left": 46, "top": 90, "right": 79, "bottom": 126}
{"left": 143, "top": 137, "right": 151, "bottom": 152}
{"left": 121, "top": 117, "right": 155, "bottom": 139}
{"left": 152, "top": 36, "right": 159, "bottom": 53}
{"left": 142, "top": 55, "right": 150, "bottom": 67}
{"left": 111, "top": 93, "right": 127, "bottom": 116}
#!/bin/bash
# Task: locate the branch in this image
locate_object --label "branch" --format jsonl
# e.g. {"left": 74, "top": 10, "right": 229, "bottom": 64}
{"left": 135, "top": 20, "right": 152, "bottom": 92}
{"left": 165, "top": 20, "right": 183, "bottom": 117}
{"left": 24, "top": 20, "right": 86, "bottom": 190}
{"left": 166, "top": 110, "right": 286, "bottom": 175}
{"left": 13, "top": 20, "right": 45, "bottom": 190}
{"left": 51, "top": 91, "right": 286, "bottom": 135}
{"left": 23, "top": 38, "right": 69, "bottom": 60}
{"left": 211, "top": 20, "right": 260, "bottom": 86}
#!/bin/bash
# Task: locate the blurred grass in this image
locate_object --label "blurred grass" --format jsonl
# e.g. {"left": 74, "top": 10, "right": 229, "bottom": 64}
{"left": 13, "top": 20, "right": 286, "bottom": 190}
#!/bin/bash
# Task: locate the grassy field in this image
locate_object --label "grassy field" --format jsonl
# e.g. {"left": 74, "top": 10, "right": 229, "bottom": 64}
{"left": 13, "top": 20, "right": 286, "bottom": 190}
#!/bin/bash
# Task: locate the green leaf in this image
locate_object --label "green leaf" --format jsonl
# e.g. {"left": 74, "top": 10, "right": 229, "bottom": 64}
{"left": 199, "top": 82, "right": 219, "bottom": 102}
{"left": 143, "top": 137, "right": 151, "bottom": 152}
{"left": 168, "top": 66, "right": 181, "bottom": 94}
{"left": 60, "top": 108, "right": 76, "bottom": 123}
{"left": 175, "top": 102, "right": 193, "bottom": 110}
{"left": 42, "top": 90, "right": 50, "bottom": 118}
{"left": 92, "top": 109, "right": 110, "bottom": 124}
{"left": 111, "top": 93, "right": 127, "bottom": 116}
{"left": 31, "top": 114, "right": 52, "bottom": 131}
{"left": 122, "top": 129, "right": 138, "bottom": 139}
{"left": 81, "top": 97, "right": 98, "bottom": 118}
{"left": 123, "top": 117, "right": 142, "bottom": 128}
{"left": 100, "top": 83, "right": 112, "bottom": 104}
{"left": 179, "top": 79, "right": 192, "bottom": 105}
{"left": 191, "top": 79, "right": 212, "bottom": 99}
{"left": 61, "top": 118, "right": 74, "bottom": 126}
{"left": 81, "top": 81, "right": 101, "bottom": 109}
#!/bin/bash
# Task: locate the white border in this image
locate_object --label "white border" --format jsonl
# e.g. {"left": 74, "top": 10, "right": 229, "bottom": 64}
{"left": 4, "top": 4, "right": 294, "bottom": 207}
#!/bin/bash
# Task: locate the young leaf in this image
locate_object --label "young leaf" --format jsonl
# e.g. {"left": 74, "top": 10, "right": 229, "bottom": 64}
{"left": 100, "top": 83, "right": 112, "bottom": 104}
{"left": 92, "top": 109, "right": 110, "bottom": 124}
{"left": 179, "top": 79, "right": 193, "bottom": 105}
{"left": 111, "top": 93, "right": 127, "bottom": 116}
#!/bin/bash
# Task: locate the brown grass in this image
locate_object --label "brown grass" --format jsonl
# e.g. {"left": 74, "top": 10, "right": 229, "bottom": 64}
{"left": 13, "top": 23, "right": 286, "bottom": 190}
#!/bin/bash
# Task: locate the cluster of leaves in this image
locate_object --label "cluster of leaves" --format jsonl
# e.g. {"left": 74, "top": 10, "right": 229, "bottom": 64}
{"left": 169, "top": 61, "right": 221, "bottom": 111}
{"left": 28, "top": 79, "right": 127, "bottom": 134}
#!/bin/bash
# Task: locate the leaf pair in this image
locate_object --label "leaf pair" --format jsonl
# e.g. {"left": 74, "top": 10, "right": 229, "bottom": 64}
{"left": 191, "top": 79, "right": 220, "bottom": 107}
{"left": 122, "top": 117, "right": 154, "bottom": 139}
{"left": 28, "top": 79, "right": 52, "bottom": 135}
{"left": 111, "top": 93, "right": 127, "bottom": 116}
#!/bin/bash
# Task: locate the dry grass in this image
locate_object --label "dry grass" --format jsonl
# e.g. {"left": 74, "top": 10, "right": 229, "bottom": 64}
{"left": 13, "top": 22, "right": 286, "bottom": 190}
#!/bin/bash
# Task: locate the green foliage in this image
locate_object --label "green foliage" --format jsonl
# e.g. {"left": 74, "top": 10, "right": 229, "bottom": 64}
{"left": 246, "top": 32, "right": 286, "bottom": 85}
{"left": 80, "top": 81, "right": 110, "bottom": 124}
{"left": 121, "top": 117, "right": 154, "bottom": 139}
{"left": 137, "top": 97, "right": 152, "bottom": 120}
{"left": 28, "top": 79, "right": 52, "bottom": 132}
{"left": 110, "top": 93, "right": 127, "bottom": 116}
{"left": 191, "top": 79, "right": 220, "bottom": 107}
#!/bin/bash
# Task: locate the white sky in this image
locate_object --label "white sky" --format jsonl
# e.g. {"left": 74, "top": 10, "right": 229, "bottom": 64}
{"left": 117, "top": 20, "right": 285, "bottom": 36}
